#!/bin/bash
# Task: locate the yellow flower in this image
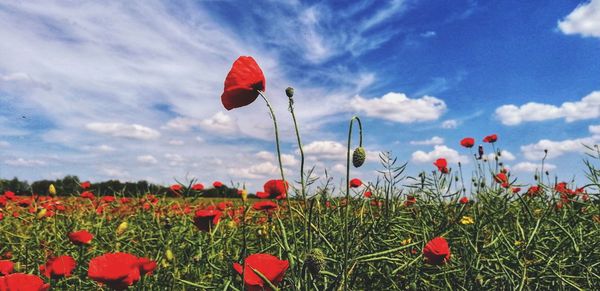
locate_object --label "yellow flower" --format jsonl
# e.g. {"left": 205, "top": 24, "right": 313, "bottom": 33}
{"left": 165, "top": 249, "right": 174, "bottom": 261}
{"left": 116, "top": 221, "right": 128, "bottom": 235}
{"left": 48, "top": 184, "right": 56, "bottom": 196}
{"left": 460, "top": 216, "right": 474, "bottom": 225}
{"left": 241, "top": 189, "right": 248, "bottom": 202}
{"left": 401, "top": 238, "right": 412, "bottom": 246}
{"left": 514, "top": 240, "right": 523, "bottom": 246}
{"left": 37, "top": 208, "right": 47, "bottom": 219}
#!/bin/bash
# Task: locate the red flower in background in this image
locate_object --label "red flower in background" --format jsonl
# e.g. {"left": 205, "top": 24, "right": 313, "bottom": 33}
{"left": 350, "top": 178, "right": 362, "bottom": 188}
{"left": 191, "top": 183, "right": 204, "bottom": 191}
{"left": 511, "top": 187, "right": 521, "bottom": 194}
{"left": 423, "top": 237, "right": 451, "bottom": 265}
{"left": 404, "top": 195, "right": 417, "bottom": 207}
{"left": 459, "top": 197, "right": 469, "bottom": 204}
{"left": 460, "top": 137, "right": 475, "bottom": 148}
{"left": 221, "top": 56, "right": 266, "bottom": 110}
{"left": 0, "top": 273, "right": 49, "bottom": 291}
{"left": 88, "top": 252, "right": 155, "bottom": 290}
{"left": 526, "top": 185, "right": 542, "bottom": 197}
{"left": 3, "top": 191, "right": 16, "bottom": 200}
{"left": 193, "top": 209, "right": 222, "bottom": 232}
{"left": 137, "top": 258, "right": 157, "bottom": 276}
{"left": 80, "top": 181, "right": 91, "bottom": 189}
{"left": 39, "top": 255, "right": 76, "bottom": 278}
{"left": 81, "top": 191, "right": 95, "bottom": 200}
{"left": 483, "top": 134, "right": 497, "bottom": 143}
{"left": 364, "top": 191, "right": 372, "bottom": 198}
{"left": 0, "top": 260, "right": 14, "bottom": 275}
{"left": 252, "top": 201, "right": 278, "bottom": 212}
{"left": 213, "top": 181, "right": 224, "bottom": 188}
{"left": 433, "top": 158, "right": 449, "bottom": 174}
{"left": 68, "top": 230, "right": 94, "bottom": 246}
{"left": 262, "top": 180, "right": 289, "bottom": 200}
{"left": 233, "top": 254, "right": 289, "bottom": 291}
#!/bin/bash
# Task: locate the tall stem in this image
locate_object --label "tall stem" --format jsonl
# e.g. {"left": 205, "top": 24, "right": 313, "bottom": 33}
{"left": 343, "top": 116, "right": 362, "bottom": 290}
{"left": 257, "top": 90, "right": 297, "bottom": 280}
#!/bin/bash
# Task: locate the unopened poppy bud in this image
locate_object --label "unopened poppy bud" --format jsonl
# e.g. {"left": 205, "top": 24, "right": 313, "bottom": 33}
{"left": 304, "top": 248, "right": 325, "bottom": 278}
{"left": 49, "top": 184, "right": 56, "bottom": 196}
{"left": 534, "top": 174, "right": 539, "bottom": 181}
{"left": 241, "top": 189, "right": 248, "bottom": 202}
{"left": 352, "top": 147, "right": 366, "bottom": 168}
{"left": 544, "top": 149, "right": 548, "bottom": 154}
{"left": 116, "top": 221, "right": 128, "bottom": 235}
{"left": 285, "top": 87, "right": 294, "bottom": 98}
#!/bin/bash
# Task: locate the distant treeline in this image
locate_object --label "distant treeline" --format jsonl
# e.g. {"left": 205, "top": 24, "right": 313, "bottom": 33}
{"left": 0, "top": 176, "right": 254, "bottom": 198}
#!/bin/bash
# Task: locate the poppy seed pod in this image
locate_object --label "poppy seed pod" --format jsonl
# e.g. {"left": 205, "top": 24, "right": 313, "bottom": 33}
{"left": 352, "top": 147, "right": 366, "bottom": 168}
{"left": 304, "top": 248, "right": 325, "bottom": 278}
{"left": 285, "top": 87, "right": 294, "bottom": 98}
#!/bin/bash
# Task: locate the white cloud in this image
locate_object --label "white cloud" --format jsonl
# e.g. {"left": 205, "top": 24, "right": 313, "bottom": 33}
{"left": 4, "top": 158, "right": 46, "bottom": 167}
{"left": 420, "top": 31, "right": 437, "bottom": 38}
{"left": 590, "top": 124, "right": 600, "bottom": 135}
{"left": 520, "top": 137, "right": 597, "bottom": 160}
{"left": 487, "top": 150, "right": 516, "bottom": 161}
{"left": 86, "top": 122, "right": 160, "bottom": 140}
{"left": 228, "top": 161, "right": 280, "bottom": 179}
{"left": 512, "top": 162, "right": 557, "bottom": 173}
{"left": 495, "top": 91, "right": 600, "bottom": 125}
{"left": 137, "top": 155, "right": 158, "bottom": 165}
{"left": 199, "top": 112, "right": 239, "bottom": 135}
{"left": 351, "top": 92, "right": 446, "bottom": 123}
{"left": 411, "top": 145, "right": 469, "bottom": 164}
{"left": 164, "top": 153, "right": 185, "bottom": 166}
{"left": 441, "top": 119, "right": 459, "bottom": 129}
{"left": 162, "top": 117, "right": 201, "bottom": 132}
{"left": 100, "top": 167, "right": 129, "bottom": 178}
{"left": 168, "top": 139, "right": 184, "bottom": 146}
{"left": 410, "top": 136, "right": 444, "bottom": 145}
{"left": 81, "top": 144, "right": 116, "bottom": 153}
{"left": 255, "top": 151, "right": 298, "bottom": 167}
{"left": 0, "top": 141, "right": 9, "bottom": 147}
{"left": 558, "top": 0, "right": 600, "bottom": 38}
{"left": 303, "top": 141, "right": 347, "bottom": 160}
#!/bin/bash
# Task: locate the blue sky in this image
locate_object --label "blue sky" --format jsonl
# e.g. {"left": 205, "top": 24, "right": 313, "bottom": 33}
{"left": 0, "top": 0, "right": 599, "bottom": 191}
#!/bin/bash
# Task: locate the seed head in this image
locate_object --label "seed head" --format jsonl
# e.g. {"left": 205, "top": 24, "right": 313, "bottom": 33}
{"left": 352, "top": 147, "right": 366, "bottom": 168}
{"left": 304, "top": 248, "right": 326, "bottom": 278}
{"left": 285, "top": 87, "right": 294, "bottom": 98}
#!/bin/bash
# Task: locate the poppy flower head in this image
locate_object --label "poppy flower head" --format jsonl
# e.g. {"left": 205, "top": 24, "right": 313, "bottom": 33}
{"left": 80, "top": 181, "right": 91, "bottom": 189}
{"left": 137, "top": 257, "right": 157, "bottom": 276}
{"left": 252, "top": 201, "right": 278, "bottom": 212}
{"left": 88, "top": 252, "right": 146, "bottom": 290}
{"left": 191, "top": 183, "right": 204, "bottom": 191}
{"left": 233, "top": 254, "right": 289, "bottom": 291}
{"left": 423, "top": 237, "right": 451, "bottom": 265}
{"left": 349, "top": 178, "right": 362, "bottom": 188}
{"left": 0, "top": 260, "right": 14, "bottom": 275}
{"left": 460, "top": 137, "right": 475, "bottom": 148}
{"left": 263, "top": 180, "right": 289, "bottom": 199}
{"left": 364, "top": 191, "right": 372, "bottom": 198}
{"left": 433, "top": 158, "right": 449, "bottom": 173}
{"left": 68, "top": 230, "right": 94, "bottom": 246}
{"left": 459, "top": 197, "right": 469, "bottom": 204}
{"left": 221, "top": 56, "right": 266, "bottom": 110}
{"left": 39, "top": 255, "right": 76, "bottom": 278}
{"left": 494, "top": 173, "right": 508, "bottom": 184}
{"left": 213, "top": 181, "right": 224, "bottom": 188}
{"left": 483, "top": 134, "right": 497, "bottom": 143}
{"left": 0, "top": 273, "right": 50, "bottom": 291}
{"left": 193, "top": 209, "right": 222, "bottom": 232}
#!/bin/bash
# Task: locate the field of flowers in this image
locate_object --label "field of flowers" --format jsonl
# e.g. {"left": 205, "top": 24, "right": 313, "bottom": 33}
{"left": 0, "top": 56, "right": 599, "bottom": 290}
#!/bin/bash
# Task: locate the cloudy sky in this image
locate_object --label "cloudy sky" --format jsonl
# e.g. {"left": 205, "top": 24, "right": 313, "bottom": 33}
{"left": 1, "top": 0, "right": 599, "bottom": 191}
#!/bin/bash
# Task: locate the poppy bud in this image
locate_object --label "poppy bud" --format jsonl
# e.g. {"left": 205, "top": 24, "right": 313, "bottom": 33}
{"left": 49, "top": 184, "right": 56, "bottom": 196}
{"left": 534, "top": 174, "right": 539, "bottom": 181}
{"left": 37, "top": 208, "right": 47, "bottom": 219}
{"left": 544, "top": 149, "right": 548, "bottom": 154}
{"left": 166, "top": 249, "right": 174, "bottom": 261}
{"left": 304, "top": 248, "right": 325, "bottom": 278}
{"left": 352, "top": 147, "right": 366, "bottom": 168}
{"left": 241, "top": 189, "right": 248, "bottom": 202}
{"left": 285, "top": 87, "right": 294, "bottom": 98}
{"left": 116, "top": 221, "right": 128, "bottom": 235}
{"left": 478, "top": 145, "right": 484, "bottom": 159}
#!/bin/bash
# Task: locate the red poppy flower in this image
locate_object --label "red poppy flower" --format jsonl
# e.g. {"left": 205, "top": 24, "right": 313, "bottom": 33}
{"left": 81, "top": 191, "right": 95, "bottom": 200}
{"left": 233, "top": 254, "right": 289, "bottom": 291}
{"left": 0, "top": 273, "right": 50, "bottom": 291}
{"left": 68, "top": 230, "right": 94, "bottom": 246}
{"left": 191, "top": 183, "right": 204, "bottom": 191}
{"left": 217, "top": 201, "right": 233, "bottom": 211}
{"left": 511, "top": 187, "right": 521, "bottom": 194}
{"left": 252, "top": 201, "right": 278, "bottom": 211}
{"left": 221, "top": 56, "right": 266, "bottom": 111}
{"left": 526, "top": 185, "right": 542, "bottom": 197}
{"left": 213, "top": 181, "right": 224, "bottom": 188}
{"left": 88, "top": 252, "right": 155, "bottom": 290}
{"left": 459, "top": 197, "right": 469, "bottom": 204}
{"left": 364, "top": 191, "right": 372, "bottom": 198}
{"left": 39, "top": 255, "right": 76, "bottom": 278}
{"left": 423, "top": 237, "right": 451, "bottom": 265}
{"left": 460, "top": 137, "right": 475, "bottom": 148}
{"left": 350, "top": 178, "right": 362, "bottom": 188}
{"left": 80, "top": 181, "right": 91, "bottom": 189}
{"left": 120, "top": 197, "right": 131, "bottom": 204}
{"left": 494, "top": 173, "right": 508, "bottom": 184}
{"left": 170, "top": 184, "right": 182, "bottom": 192}
{"left": 0, "top": 260, "right": 14, "bottom": 275}
{"left": 137, "top": 258, "right": 157, "bottom": 276}
{"left": 433, "top": 158, "right": 449, "bottom": 174}
{"left": 193, "top": 209, "right": 222, "bottom": 232}
{"left": 3, "top": 191, "right": 15, "bottom": 200}
{"left": 262, "top": 180, "right": 289, "bottom": 199}
{"left": 483, "top": 134, "right": 497, "bottom": 143}
{"left": 404, "top": 195, "right": 417, "bottom": 207}
{"left": 100, "top": 196, "right": 116, "bottom": 203}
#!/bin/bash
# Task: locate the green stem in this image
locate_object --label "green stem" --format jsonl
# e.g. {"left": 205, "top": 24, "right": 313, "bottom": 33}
{"left": 343, "top": 116, "right": 362, "bottom": 291}
{"left": 257, "top": 90, "right": 297, "bottom": 281}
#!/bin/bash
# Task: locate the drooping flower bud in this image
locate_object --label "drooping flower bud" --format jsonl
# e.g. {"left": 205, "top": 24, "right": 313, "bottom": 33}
{"left": 352, "top": 147, "right": 366, "bottom": 168}
{"left": 116, "top": 221, "right": 128, "bottom": 235}
{"left": 285, "top": 87, "right": 294, "bottom": 98}
{"left": 166, "top": 249, "right": 174, "bottom": 261}
{"left": 49, "top": 184, "right": 56, "bottom": 196}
